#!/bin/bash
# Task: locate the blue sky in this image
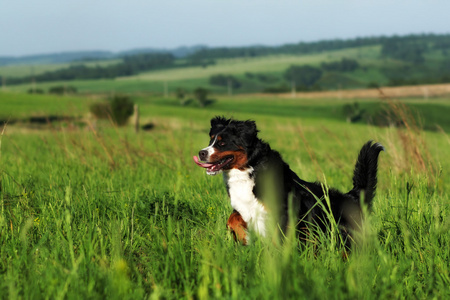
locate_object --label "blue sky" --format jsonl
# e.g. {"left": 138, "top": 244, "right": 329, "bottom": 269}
{"left": 1, "top": 0, "right": 450, "bottom": 56}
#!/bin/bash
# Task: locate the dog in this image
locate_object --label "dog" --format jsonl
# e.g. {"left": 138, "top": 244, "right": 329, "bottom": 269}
{"left": 193, "top": 116, "right": 383, "bottom": 246}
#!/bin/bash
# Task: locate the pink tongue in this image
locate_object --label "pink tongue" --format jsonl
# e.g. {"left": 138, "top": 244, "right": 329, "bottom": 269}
{"left": 193, "top": 156, "right": 214, "bottom": 168}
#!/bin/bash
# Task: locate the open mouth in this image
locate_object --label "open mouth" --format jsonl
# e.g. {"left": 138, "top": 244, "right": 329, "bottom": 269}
{"left": 193, "top": 155, "right": 234, "bottom": 175}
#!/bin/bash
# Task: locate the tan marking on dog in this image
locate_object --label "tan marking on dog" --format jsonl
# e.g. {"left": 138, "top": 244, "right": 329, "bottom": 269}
{"left": 209, "top": 149, "right": 248, "bottom": 170}
{"left": 227, "top": 211, "right": 248, "bottom": 245}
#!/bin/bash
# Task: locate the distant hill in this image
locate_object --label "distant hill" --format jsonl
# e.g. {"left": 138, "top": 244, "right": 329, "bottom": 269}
{"left": 2, "top": 33, "right": 450, "bottom": 95}
{"left": 118, "top": 45, "right": 207, "bottom": 58}
{"left": 0, "top": 51, "right": 114, "bottom": 66}
{"left": 2, "top": 33, "right": 449, "bottom": 66}
{"left": 0, "top": 45, "right": 207, "bottom": 66}
{"left": 187, "top": 33, "right": 450, "bottom": 60}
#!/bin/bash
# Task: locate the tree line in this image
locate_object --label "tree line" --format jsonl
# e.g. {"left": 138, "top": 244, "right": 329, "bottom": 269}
{"left": 5, "top": 33, "right": 450, "bottom": 87}
{"left": 6, "top": 53, "right": 176, "bottom": 84}
{"left": 188, "top": 33, "right": 450, "bottom": 60}
{"left": 209, "top": 57, "right": 361, "bottom": 92}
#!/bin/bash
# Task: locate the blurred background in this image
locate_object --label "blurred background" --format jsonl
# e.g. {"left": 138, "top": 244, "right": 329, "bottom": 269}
{"left": 1, "top": 0, "right": 449, "bottom": 130}
{"left": 1, "top": 1, "right": 450, "bottom": 93}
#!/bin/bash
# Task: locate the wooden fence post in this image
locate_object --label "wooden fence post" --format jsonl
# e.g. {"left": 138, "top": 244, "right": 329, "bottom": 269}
{"left": 134, "top": 104, "right": 139, "bottom": 133}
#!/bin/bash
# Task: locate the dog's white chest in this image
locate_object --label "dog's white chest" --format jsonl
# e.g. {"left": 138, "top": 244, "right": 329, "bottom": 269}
{"left": 223, "top": 168, "right": 267, "bottom": 237}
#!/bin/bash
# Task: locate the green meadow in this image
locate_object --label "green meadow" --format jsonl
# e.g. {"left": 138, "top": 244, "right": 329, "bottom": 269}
{"left": 0, "top": 91, "right": 449, "bottom": 299}
{"left": 0, "top": 59, "right": 121, "bottom": 78}
{"left": 3, "top": 45, "right": 427, "bottom": 95}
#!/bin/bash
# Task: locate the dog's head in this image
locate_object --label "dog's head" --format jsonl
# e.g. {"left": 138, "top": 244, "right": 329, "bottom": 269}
{"left": 193, "top": 116, "right": 258, "bottom": 175}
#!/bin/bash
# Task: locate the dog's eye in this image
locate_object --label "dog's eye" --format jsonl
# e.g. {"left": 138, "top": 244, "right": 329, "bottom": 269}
{"left": 219, "top": 141, "right": 226, "bottom": 147}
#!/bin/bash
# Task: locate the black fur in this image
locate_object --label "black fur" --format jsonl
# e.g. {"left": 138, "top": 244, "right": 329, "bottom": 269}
{"left": 208, "top": 116, "right": 384, "bottom": 246}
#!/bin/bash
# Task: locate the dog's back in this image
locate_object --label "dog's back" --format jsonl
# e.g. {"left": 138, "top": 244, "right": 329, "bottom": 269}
{"left": 290, "top": 141, "right": 384, "bottom": 244}
{"left": 247, "top": 140, "right": 384, "bottom": 242}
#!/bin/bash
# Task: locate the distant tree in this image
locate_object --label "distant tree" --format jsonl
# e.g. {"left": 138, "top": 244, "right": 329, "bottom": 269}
{"left": 6, "top": 53, "right": 175, "bottom": 85}
{"left": 193, "top": 87, "right": 209, "bottom": 107}
{"left": 263, "top": 84, "right": 290, "bottom": 93}
{"left": 243, "top": 72, "right": 278, "bottom": 83}
{"left": 245, "top": 72, "right": 255, "bottom": 79}
{"left": 381, "top": 40, "right": 426, "bottom": 64}
{"left": 284, "top": 65, "right": 323, "bottom": 89}
{"left": 209, "top": 74, "right": 241, "bottom": 88}
{"left": 432, "top": 38, "right": 450, "bottom": 50}
{"left": 321, "top": 58, "right": 359, "bottom": 72}
{"left": 340, "top": 58, "right": 360, "bottom": 71}
{"left": 255, "top": 73, "right": 278, "bottom": 83}
{"left": 122, "top": 53, "right": 175, "bottom": 72}
{"left": 367, "top": 82, "right": 380, "bottom": 89}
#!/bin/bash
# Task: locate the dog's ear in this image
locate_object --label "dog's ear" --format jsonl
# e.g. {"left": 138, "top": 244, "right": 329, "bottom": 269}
{"left": 210, "top": 116, "right": 231, "bottom": 132}
{"left": 237, "top": 120, "right": 259, "bottom": 147}
{"left": 242, "top": 120, "right": 257, "bottom": 135}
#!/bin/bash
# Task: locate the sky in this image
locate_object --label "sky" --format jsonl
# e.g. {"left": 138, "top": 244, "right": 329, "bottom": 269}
{"left": 1, "top": 0, "right": 450, "bottom": 57}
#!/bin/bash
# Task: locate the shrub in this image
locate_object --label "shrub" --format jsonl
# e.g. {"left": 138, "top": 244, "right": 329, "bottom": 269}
{"left": 110, "top": 95, "right": 134, "bottom": 126}
{"left": 342, "top": 102, "right": 365, "bottom": 123}
{"left": 90, "top": 102, "right": 111, "bottom": 120}
{"left": 193, "top": 87, "right": 209, "bottom": 107}
{"left": 89, "top": 94, "right": 134, "bottom": 126}
{"left": 48, "top": 85, "right": 77, "bottom": 94}
{"left": 27, "top": 88, "right": 45, "bottom": 94}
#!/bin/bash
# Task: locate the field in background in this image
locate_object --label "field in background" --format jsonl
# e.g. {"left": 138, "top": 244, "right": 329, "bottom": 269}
{"left": 0, "top": 59, "right": 121, "bottom": 78}
{"left": 2, "top": 45, "right": 435, "bottom": 95}
{"left": 0, "top": 90, "right": 449, "bottom": 298}
{"left": 278, "top": 83, "right": 450, "bottom": 99}
{"left": 2, "top": 88, "right": 450, "bottom": 132}
{"left": 124, "top": 46, "right": 380, "bottom": 81}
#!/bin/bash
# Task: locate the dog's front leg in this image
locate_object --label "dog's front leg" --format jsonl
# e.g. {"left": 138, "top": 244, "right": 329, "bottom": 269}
{"left": 226, "top": 210, "right": 248, "bottom": 245}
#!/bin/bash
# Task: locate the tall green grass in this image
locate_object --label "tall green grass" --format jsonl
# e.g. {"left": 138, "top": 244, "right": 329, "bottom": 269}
{"left": 0, "top": 95, "right": 449, "bottom": 299}
{"left": 0, "top": 92, "right": 94, "bottom": 119}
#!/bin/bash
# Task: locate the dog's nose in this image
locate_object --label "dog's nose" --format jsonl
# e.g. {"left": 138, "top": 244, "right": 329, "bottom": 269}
{"left": 199, "top": 150, "right": 208, "bottom": 161}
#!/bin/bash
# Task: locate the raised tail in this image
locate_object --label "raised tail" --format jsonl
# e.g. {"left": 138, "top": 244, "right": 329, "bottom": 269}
{"left": 348, "top": 141, "right": 384, "bottom": 207}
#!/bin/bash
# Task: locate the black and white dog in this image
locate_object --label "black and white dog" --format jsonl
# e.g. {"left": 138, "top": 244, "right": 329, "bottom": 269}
{"left": 194, "top": 116, "right": 383, "bottom": 246}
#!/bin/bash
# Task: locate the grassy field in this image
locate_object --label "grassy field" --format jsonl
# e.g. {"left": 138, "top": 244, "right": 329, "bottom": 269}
{"left": 0, "top": 92, "right": 95, "bottom": 119}
{"left": 1, "top": 92, "right": 449, "bottom": 299}
{"left": 0, "top": 59, "right": 122, "bottom": 78}
{"left": 1, "top": 45, "right": 408, "bottom": 95}
{"left": 2, "top": 43, "right": 449, "bottom": 97}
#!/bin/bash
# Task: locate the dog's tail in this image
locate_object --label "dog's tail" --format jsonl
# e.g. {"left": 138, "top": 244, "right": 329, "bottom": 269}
{"left": 348, "top": 141, "right": 384, "bottom": 207}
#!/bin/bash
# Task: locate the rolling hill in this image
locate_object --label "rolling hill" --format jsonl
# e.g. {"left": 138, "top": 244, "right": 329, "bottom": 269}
{"left": 1, "top": 33, "right": 450, "bottom": 95}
